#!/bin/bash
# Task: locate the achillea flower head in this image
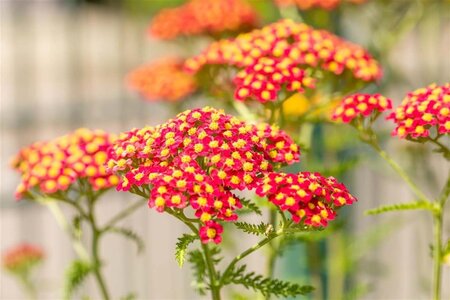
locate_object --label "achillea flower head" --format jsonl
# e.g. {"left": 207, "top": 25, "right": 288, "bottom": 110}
{"left": 255, "top": 172, "right": 356, "bottom": 227}
{"left": 332, "top": 93, "right": 393, "bottom": 123}
{"left": 388, "top": 83, "right": 450, "bottom": 139}
{"left": 127, "top": 58, "right": 197, "bottom": 102}
{"left": 12, "top": 128, "right": 118, "bottom": 199}
{"left": 185, "top": 19, "right": 381, "bottom": 103}
{"left": 2, "top": 244, "right": 44, "bottom": 274}
{"left": 149, "top": 0, "right": 258, "bottom": 40}
{"left": 108, "top": 107, "right": 300, "bottom": 242}
{"left": 274, "top": 0, "right": 366, "bottom": 10}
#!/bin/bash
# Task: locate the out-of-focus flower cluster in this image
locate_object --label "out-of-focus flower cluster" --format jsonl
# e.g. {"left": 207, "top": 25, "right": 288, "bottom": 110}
{"left": 108, "top": 106, "right": 356, "bottom": 243}
{"left": 108, "top": 107, "right": 299, "bottom": 243}
{"left": 12, "top": 128, "right": 118, "bottom": 199}
{"left": 2, "top": 244, "right": 44, "bottom": 274}
{"left": 127, "top": 58, "right": 198, "bottom": 102}
{"left": 332, "top": 93, "right": 392, "bottom": 123}
{"left": 149, "top": 0, "right": 258, "bottom": 40}
{"left": 256, "top": 172, "right": 355, "bottom": 227}
{"left": 185, "top": 19, "right": 381, "bottom": 103}
{"left": 274, "top": 0, "right": 366, "bottom": 10}
{"left": 388, "top": 83, "right": 450, "bottom": 139}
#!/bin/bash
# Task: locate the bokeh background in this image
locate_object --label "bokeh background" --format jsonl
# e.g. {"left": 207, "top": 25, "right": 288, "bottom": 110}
{"left": 1, "top": 0, "right": 449, "bottom": 299}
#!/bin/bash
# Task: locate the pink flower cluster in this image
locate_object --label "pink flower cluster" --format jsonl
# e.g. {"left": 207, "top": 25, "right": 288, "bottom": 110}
{"left": 2, "top": 244, "right": 44, "bottom": 274}
{"left": 274, "top": 0, "right": 366, "bottom": 10}
{"left": 108, "top": 107, "right": 300, "bottom": 243}
{"left": 332, "top": 93, "right": 393, "bottom": 123}
{"left": 12, "top": 128, "right": 118, "bottom": 199}
{"left": 256, "top": 172, "right": 356, "bottom": 227}
{"left": 388, "top": 83, "right": 450, "bottom": 139}
{"left": 185, "top": 19, "right": 382, "bottom": 103}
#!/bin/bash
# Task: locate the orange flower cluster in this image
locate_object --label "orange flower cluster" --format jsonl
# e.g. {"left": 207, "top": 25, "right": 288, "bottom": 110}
{"left": 108, "top": 107, "right": 300, "bottom": 243}
{"left": 274, "top": 0, "right": 366, "bottom": 10}
{"left": 332, "top": 93, "right": 392, "bottom": 123}
{"left": 185, "top": 19, "right": 382, "bottom": 103}
{"left": 2, "top": 244, "right": 44, "bottom": 274}
{"left": 388, "top": 83, "right": 450, "bottom": 139}
{"left": 149, "top": 0, "right": 258, "bottom": 40}
{"left": 256, "top": 172, "right": 355, "bottom": 227}
{"left": 12, "top": 128, "right": 118, "bottom": 199}
{"left": 127, "top": 58, "right": 197, "bottom": 102}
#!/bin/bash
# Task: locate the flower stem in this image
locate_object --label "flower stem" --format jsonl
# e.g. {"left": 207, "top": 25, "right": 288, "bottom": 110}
{"left": 366, "top": 136, "right": 429, "bottom": 202}
{"left": 432, "top": 171, "right": 450, "bottom": 300}
{"left": 102, "top": 198, "right": 147, "bottom": 230}
{"left": 201, "top": 243, "right": 221, "bottom": 300}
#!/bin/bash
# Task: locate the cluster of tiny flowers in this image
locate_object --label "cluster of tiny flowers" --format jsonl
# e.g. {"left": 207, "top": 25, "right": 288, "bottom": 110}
{"left": 2, "top": 244, "right": 44, "bottom": 274}
{"left": 127, "top": 58, "right": 197, "bottom": 102}
{"left": 185, "top": 19, "right": 381, "bottom": 103}
{"left": 274, "top": 0, "right": 366, "bottom": 10}
{"left": 108, "top": 107, "right": 300, "bottom": 243}
{"left": 388, "top": 83, "right": 450, "bottom": 139}
{"left": 149, "top": 0, "right": 258, "bottom": 40}
{"left": 12, "top": 128, "right": 119, "bottom": 199}
{"left": 331, "top": 93, "right": 393, "bottom": 123}
{"left": 256, "top": 172, "right": 356, "bottom": 227}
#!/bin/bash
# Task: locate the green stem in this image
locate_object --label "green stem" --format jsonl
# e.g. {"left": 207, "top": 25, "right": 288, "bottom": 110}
{"left": 367, "top": 137, "right": 429, "bottom": 201}
{"left": 430, "top": 138, "right": 450, "bottom": 158}
{"left": 432, "top": 172, "right": 450, "bottom": 300}
{"left": 102, "top": 198, "right": 147, "bottom": 231}
{"left": 19, "top": 274, "right": 37, "bottom": 300}
{"left": 220, "top": 230, "right": 282, "bottom": 286}
{"left": 201, "top": 243, "right": 221, "bottom": 300}
{"left": 87, "top": 192, "right": 110, "bottom": 300}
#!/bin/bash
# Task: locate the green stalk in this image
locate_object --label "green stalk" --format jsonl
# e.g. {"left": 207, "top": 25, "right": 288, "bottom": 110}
{"left": 432, "top": 172, "right": 450, "bottom": 300}
{"left": 201, "top": 243, "right": 221, "bottom": 300}
{"left": 102, "top": 198, "right": 148, "bottom": 230}
{"left": 19, "top": 273, "right": 37, "bottom": 300}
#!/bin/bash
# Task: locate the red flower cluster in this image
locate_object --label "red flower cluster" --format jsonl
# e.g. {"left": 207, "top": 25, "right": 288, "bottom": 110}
{"left": 388, "top": 83, "right": 450, "bottom": 139}
{"left": 2, "top": 244, "right": 44, "bottom": 274}
{"left": 185, "top": 19, "right": 382, "bottom": 103}
{"left": 12, "top": 128, "right": 119, "bottom": 199}
{"left": 127, "top": 58, "right": 197, "bottom": 102}
{"left": 108, "top": 107, "right": 300, "bottom": 243}
{"left": 256, "top": 172, "right": 356, "bottom": 227}
{"left": 149, "top": 0, "right": 258, "bottom": 40}
{"left": 332, "top": 93, "right": 392, "bottom": 123}
{"left": 274, "top": 0, "right": 366, "bottom": 10}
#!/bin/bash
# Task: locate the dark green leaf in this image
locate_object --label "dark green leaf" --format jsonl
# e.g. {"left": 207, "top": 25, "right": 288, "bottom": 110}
{"left": 234, "top": 222, "right": 272, "bottom": 236}
{"left": 238, "top": 197, "right": 262, "bottom": 215}
{"left": 187, "top": 250, "right": 207, "bottom": 295}
{"left": 365, "top": 200, "right": 436, "bottom": 215}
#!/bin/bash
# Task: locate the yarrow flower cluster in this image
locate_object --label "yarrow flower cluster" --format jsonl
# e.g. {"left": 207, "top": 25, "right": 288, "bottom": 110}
{"left": 274, "top": 0, "right": 366, "bottom": 10}
{"left": 108, "top": 107, "right": 300, "bottom": 243}
{"left": 127, "top": 58, "right": 197, "bottom": 102}
{"left": 2, "top": 244, "right": 44, "bottom": 274}
{"left": 256, "top": 172, "right": 356, "bottom": 226}
{"left": 149, "top": 0, "right": 258, "bottom": 40}
{"left": 332, "top": 93, "right": 392, "bottom": 123}
{"left": 185, "top": 19, "right": 382, "bottom": 103}
{"left": 388, "top": 83, "right": 450, "bottom": 139}
{"left": 12, "top": 128, "right": 118, "bottom": 199}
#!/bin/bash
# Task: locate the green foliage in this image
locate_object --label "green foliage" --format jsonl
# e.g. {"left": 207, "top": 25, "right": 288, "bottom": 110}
{"left": 224, "top": 265, "right": 314, "bottom": 297}
{"left": 108, "top": 227, "right": 145, "bottom": 253}
{"left": 234, "top": 222, "right": 272, "bottom": 236}
{"left": 72, "top": 215, "right": 83, "bottom": 239}
{"left": 238, "top": 197, "right": 262, "bottom": 216}
{"left": 175, "top": 234, "right": 198, "bottom": 267}
{"left": 120, "top": 293, "right": 137, "bottom": 300}
{"left": 187, "top": 250, "right": 208, "bottom": 295}
{"left": 365, "top": 200, "right": 436, "bottom": 215}
{"left": 63, "top": 260, "right": 92, "bottom": 300}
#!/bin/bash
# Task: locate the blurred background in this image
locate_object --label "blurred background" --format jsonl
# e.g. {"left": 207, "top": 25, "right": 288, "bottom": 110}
{"left": 1, "top": 0, "right": 449, "bottom": 299}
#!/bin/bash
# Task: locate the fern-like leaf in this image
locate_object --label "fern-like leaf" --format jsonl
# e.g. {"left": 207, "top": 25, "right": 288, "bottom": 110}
{"left": 175, "top": 234, "right": 197, "bottom": 267}
{"left": 108, "top": 227, "right": 145, "bottom": 253}
{"left": 63, "top": 260, "right": 92, "bottom": 300}
{"left": 234, "top": 222, "right": 273, "bottom": 236}
{"left": 226, "top": 265, "right": 314, "bottom": 297}
{"left": 187, "top": 250, "right": 207, "bottom": 295}
{"left": 238, "top": 197, "right": 262, "bottom": 215}
{"left": 365, "top": 200, "right": 436, "bottom": 215}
